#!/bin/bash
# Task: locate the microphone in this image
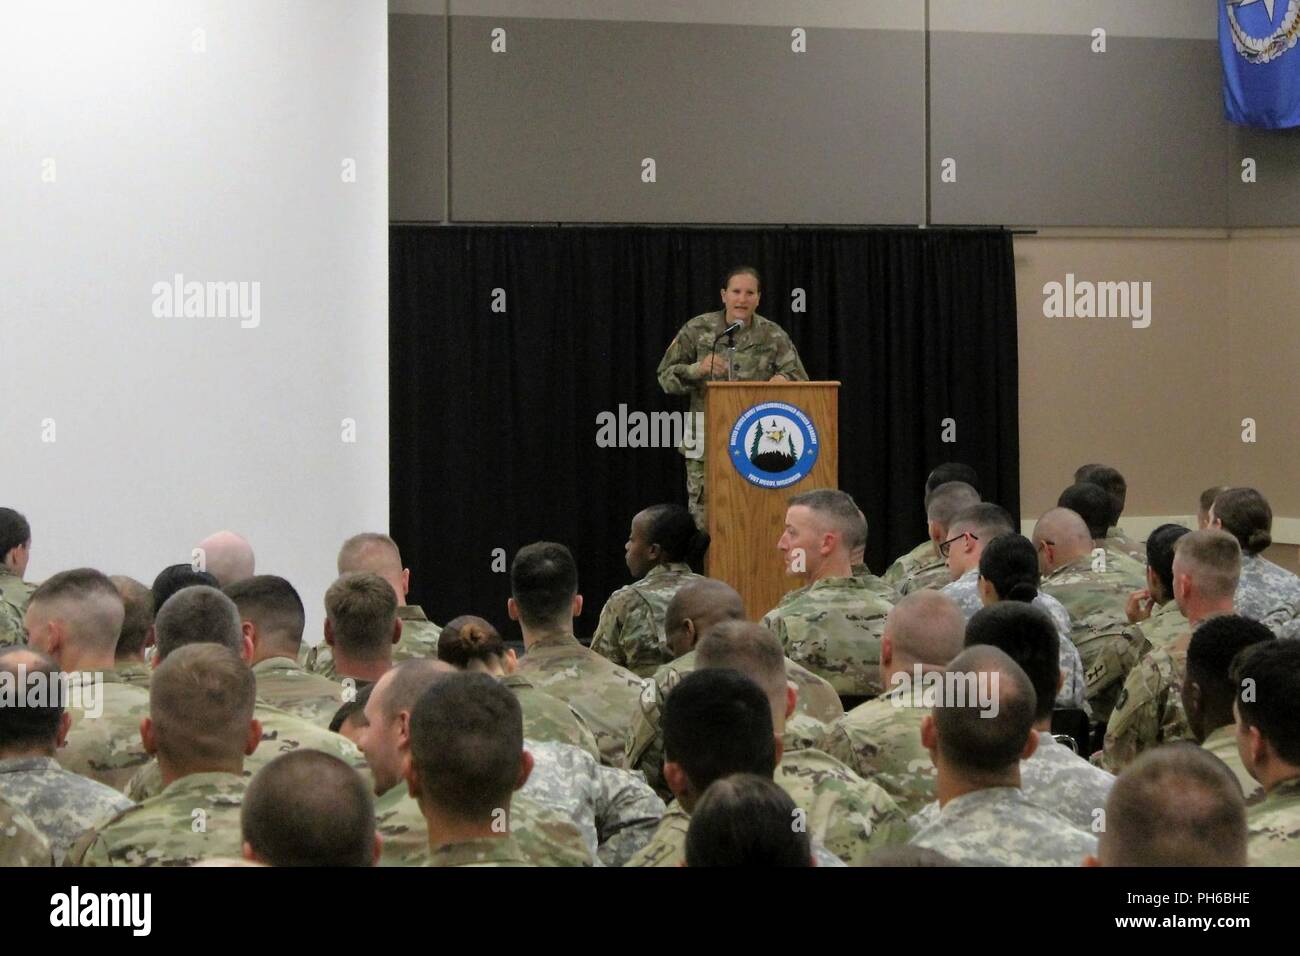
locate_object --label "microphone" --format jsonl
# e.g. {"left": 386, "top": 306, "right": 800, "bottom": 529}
{"left": 710, "top": 322, "right": 744, "bottom": 381}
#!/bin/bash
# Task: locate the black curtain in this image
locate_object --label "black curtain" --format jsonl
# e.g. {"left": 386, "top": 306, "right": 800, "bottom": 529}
{"left": 390, "top": 225, "right": 1019, "bottom": 640}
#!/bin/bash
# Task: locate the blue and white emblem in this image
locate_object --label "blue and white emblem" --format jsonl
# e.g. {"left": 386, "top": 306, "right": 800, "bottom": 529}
{"left": 728, "top": 402, "right": 819, "bottom": 488}
{"left": 1226, "top": 0, "right": 1300, "bottom": 64}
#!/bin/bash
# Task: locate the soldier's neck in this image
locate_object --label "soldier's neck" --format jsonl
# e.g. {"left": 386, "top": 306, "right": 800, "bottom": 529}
{"left": 811, "top": 556, "right": 853, "bottom": 582}
{"left": 335, "top": 654, "right": 392, "bottom": 684}
{"left": 1184, "top": 603, "right": 1234, "bottom": 628}
{"left": 424, "top": 805, "right": 509, "bottom": 849}
{"left": 936, "top": 766, "right": 1021, "bottom": 808}
{"left": 0, "top": 744, "right": 55, "bottom": 761}
{"left": 521, "top": 623, "right": 574, "bottom": 649}
{"left": 58, "top": 648, "right": 118, "bottom": 673}
{"left": 159, "top": 757, "right": 244, "bottom": 789}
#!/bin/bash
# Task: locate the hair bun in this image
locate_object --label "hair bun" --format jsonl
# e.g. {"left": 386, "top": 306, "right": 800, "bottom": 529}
{"left": 1007, "top": 580, "right": 1039, "bottom": 603}
{"left": 1246, "top": 530, "right": 1272, "bottom": 554}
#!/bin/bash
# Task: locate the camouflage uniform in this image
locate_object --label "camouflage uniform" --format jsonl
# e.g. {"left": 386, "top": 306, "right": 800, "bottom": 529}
{"left": 761, "top": 576, "right": 893, "bottom": 699}
{"left": 55, "top": 671, "right": 152, "bottom": 793}
{"left": 851, "top": 563, "right": 902, "bottom": 604}
{"left": 910, "top": 732, "right": 1113, "bottom": 834}
{"left": 940, "top": 569, "right": 1087, "bottom": 710}
{"left": 1202, "top": 723, "right": 1263, "bottom": 805}
{"left": 252, "top": 656, "right": 346, "bottom": 728}
{"left": 114, "top": 659, "right": 151, "bottom": 690}
{"left": 0, "top": 568, "right": 35, "bottom": 648}
{"left": 503, "top": 673, "right": 601, "bottom": 761}
{"left": 375, "top": 786, "right": 592, "bottom": 867}
{"left": 819, "top": 695, "right": 934, "bottom": 815}
{"left": 1039, "top": 553, "right": 1147, "bottom": 722}
{"left": 425, "top": 835, "right": 533, "bottom": 867}
{"left": 0, "top": 798, "right": 53, "bottom": 866}
{"left": 515, "top": 633, "right": 644, "bottom": 769}
{"left": 1247, "top": 776, "right": 1300, "bottom": 866}
{"left": 1127, "top": 599, "right": 1188, "bottom": 657}
{"left": 65, "top": 771, "right": 246, "bottom": 866}
{"left": 908, "top": 786, "right": 1098, "bottom": 866}
{"left": 626, "top": 650, "right": 842, "bottom": 797}
{"left": 303, "top": 604, "right": 442, "bottom": 679}
{"left": 883, "top": 540, "right": 951, "bottom": 596}
{"left": 1099, "top": 627, "right": 1193, "bottom": 773}
{"left": 656, "top": 310, "right": 808, "bottom": 527}
{"left": 624, "top": 802, "right": 845, "bottom": 868}
{"left": 0, "top": 755, "right": 133, "bottom": 864}
{"left": 522, "top": 739, "right": 665, "bottom": 866}
{"left": 589, "top": 562, "right": 706, "bottom": 677}
{"left": 125, "top": 700, "right": 371, "bottom": 801}
{"left": 1235, "top": 553, "right": 1300, "bottom": 635}
{"left": 1105, "top": 526, "right": 1147, "bottom": 564}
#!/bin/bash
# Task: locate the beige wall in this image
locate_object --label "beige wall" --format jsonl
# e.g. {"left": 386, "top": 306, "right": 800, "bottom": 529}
{"left": 1015, "top": 228, "right": 1298, "bottom": 563}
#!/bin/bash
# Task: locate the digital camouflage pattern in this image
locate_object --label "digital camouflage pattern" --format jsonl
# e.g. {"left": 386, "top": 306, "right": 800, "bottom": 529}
{"left": 1202, "top": 724, "right": 1263, "bottom": 805}
{"left": 55, "top": 670, "right": 152, "bottom": 793}
{"left": 1099, "top": 627, "right": 1193, "bottom": 773}
{"left": 590, "top": 562, "right": 706, "bottom": 677}
{"left": 0, "top": 568, "right": 35, "bottom": 648}
{"left": 626, "top": 650, "right": 842, "bottom": 797}
{"left": 1235, "top": 553, "right": 1300, "bottom": 635}
{"left": 940, "top": 569, "right": 1087, "bottom": 710}
{"left": 375, "top": 785, "right": 592, "bottom": 867}
{"left": 623, "top": 802, "right": 845, "bottom": 868}
{"left": 1, "top": 798, "right": 53, "bottom": 866}
{"left": 0, "top": 756, "right": 132, "bottom": 864}
{"left": 515, "top": 633, "right": 644, "bottom": 769}
{"left": 819, "top": 695, "right": 934, "bottom": 815}
{"left": 425, "top": 835, "right": 533, "bottom": 867}
{"left": 65, "top": 771, "right": 246, "bottom": 866}
{"left": 114, "top": 660, "right": 151, "bottom": 690}
{"left": 503, "top": 672, "right": 601, "bottom": 761}
{"left": 1247, "top": 776, "right": 1300, "bottom": 866}
{"left": 761, "top": 576, "right": 893, "bottom": 698}
{"left": 251, "top": 656, "right": 346, "bottom": 728}
{"left": 908, "top": 786, "right": 1097, "bottom": 866}
{"left": 910, "top": 732, "right": 1112, "bottom": 834}
{"left": 883, "top": 540, "right": 951, "bottom": 596}
{"left": 302, "top": 604, "right": 443, "bottom": 680}
{"left": 1105, "top": 527, "right": 1147, "bottom": 564}
{"left": 522, "top": 739, "right": 665, "bottom": 866}
{"left": 124, "top": 700, "right": 371, "bottom": 800}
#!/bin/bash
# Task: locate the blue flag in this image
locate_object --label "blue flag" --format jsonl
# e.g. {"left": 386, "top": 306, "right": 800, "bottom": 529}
{"left": 1220, "top": 0, "right": 1300, "bottom": 128}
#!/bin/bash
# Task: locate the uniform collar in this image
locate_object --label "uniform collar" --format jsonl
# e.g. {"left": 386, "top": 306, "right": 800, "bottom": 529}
{"left": 158, "top": 770, "right": 245, "bottom": 799}
{"left": 426, "top": 835, "right": 526, "bottom": 867}
{"left": 0, "top": 754, "right": 60, "bottom": 775}
{"left": 397, "top": 604, "right": 429, "bottom": 622}
{"left": 644, "top": 563, "right": 692, "bottom": 580}
{"left": 251, "top": 656, "right": 305, "bottom": 675}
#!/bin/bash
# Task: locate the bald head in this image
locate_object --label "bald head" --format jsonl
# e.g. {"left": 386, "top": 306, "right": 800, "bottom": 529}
{"left": 664, "top": 579, "right": 746, "bottom": 658}
{"left": 695, "top": 621, "right": 789, "bottom": 719}
{"left": 195, "top": 531, "right": 255, "bottom": 587}
{"left": 1098, "top": 744, "right": 1246, "bottom": 866}
{"left": 885, "top": 591, "right": 966, "bottom": 672}
{"left": 1032, "top": 508, "right": 1093, "bottom": 570}
{"left": 24, "top": 569, "right": 125, "bottom": 666}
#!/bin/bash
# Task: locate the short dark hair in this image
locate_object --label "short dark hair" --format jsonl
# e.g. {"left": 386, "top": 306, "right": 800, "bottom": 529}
{"left": 1186, "top": 616, "right": 1273, "bottom": 715}
{"left": 329, "top": 682, "right": 373, "bottom": 735}
{"left": 150, "top": 643, "right": 256, "bottom": 766}
{"left": 925, "top": 464, "right": 980, "bottom": 498}
{"left": 721, "top": 265, "right": 761, "bottom": 292}
{"left": 1057, "top": 482, "right": 1117, "bottom": 538}
{"left": 1200, "top": 486, "right": 1228, "bottom": 514}
{"left": 977, "top": 534, "right": 1040, "bottom": 603}
{"left": 437, "top": 615, "right": 506, "bottom": 669}
{"left": 788, "top": 489, "right": 862, "bottom": 546}
{"left": 964, "top": 603, "right": 1060, "bottom": 722}
{"left": 1145, "top": 524, "right": 1192, "bottom": 598}
{"left": 242, "top": 751, "right": 376, "bottom": 866}
{"left": 110, "top": 576, "right": 154, "bottom": 659}
{"left": 641, "top": 504, "right": 710, "bottom": 565}
{"left": 0, "top": 509, "right": 30, "bottom": 562}
{"left": 152, "top": 564, "right": 220, "bottom": 614}
{"left": 925, "top": 482, "right": 981, "bottom": 529}
{"left": 1212, "top": 488, "right": 1273, "bottom": 555}
{"left": 0, "top": 648, "right": 63, "bottom": 750}
{"left": 28, "top": 569, "right": 124, "bottom": 651}
{"left": 1102, "top": 744, "right": 1247, "bottom": 866}
{"left": 408, "top": 672, "right": 523, "bottom": 821}
{"left": 1230, "top": 638, "right": 1300, "bottom": 766}
{"left": 685, "top": 774, "right": 811, "bottom": 867}
{"left": 933, "top": 646, "right": 1037, "bottom": 774}
{"left": 948, "top": 503, "right": 1014, "bottom": 541}
{"left": 662, "top": 669, "right": 775, "bottom": 795}
{"left": 510, "top": 542, "right": 578, "bottom": 628}
{"left": 324, "top": 572, "right": 397, "bottom": 661}
{"left": 224, "top": 575, "right": 306, "bottom": 653}
{"left": 154, "top": 585, "right": 243, "bottom": 661}
{"left": 1075, "top": 464, "right": 1127, "bottom": 515}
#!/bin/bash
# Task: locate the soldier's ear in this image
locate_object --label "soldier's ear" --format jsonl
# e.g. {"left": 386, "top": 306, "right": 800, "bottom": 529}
{"left": 392, "top": 617, "right": 403, "bottom": 646}
{"left": 372, "top": 832, "right": 384, "bottom": 867}
{"left": 56, "top": 710, "right": 72, "bottom": 748}
{"left": 1082, "top": 854, "right": 1101, "bottom": 868}
{"left": 784, "top": 685, "right": 797, "bottom": 721}
{"left": 572, "top": 593, "right": 584, "bottom": 617}
{"left": 140, "top": 717, "right": 157, "bottom": 756}
{"left": 324, "top": 619, "right": 336, "bottom": 647}
{"left": 920, "top": 714, "right": 938, "bottom": 753}
{"left": 245, "top": 719, "right": 262, "bottom": 756}
{"left": 1020, "top": 730, "right": 1039, "bottom": 762}
{"left": 515, "top": 748, "right": 535, "bottom": 792}
{"left": 507, "top": 598, "right": 520, "bottom": 622}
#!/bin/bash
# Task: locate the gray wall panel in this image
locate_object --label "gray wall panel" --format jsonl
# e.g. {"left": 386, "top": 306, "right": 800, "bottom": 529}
{"left": 1229, "top": 126, "right": 1300, "bottom": 227}
{"left": 390, "top": 12, "right": 447, "bottom": 221}
{"left": 447, "top": 17, "right": 925, "bottom": 224}
{"left": 930, "top": 32, "right": 1228, "bottom": 227}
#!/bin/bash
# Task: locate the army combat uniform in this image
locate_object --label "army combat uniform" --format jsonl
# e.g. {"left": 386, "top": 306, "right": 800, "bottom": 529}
{"left": 0, "top": 567, "right": 36, "bottom": 648}
{"left": 908, "top": 786, "right": 1098, "bottom": 866}
{"left": 303, "top": 603, "right": 443, "bottom": 680}
{"left": 55, "top": 671, "right": 152, "bottom": 793}
{"left": 114, "top": 659, "right": 152, "bottom": 690}
{"left": 761, "top": 576, "right": 893, "bottom": 700}
{"left": 624, "top": 803, "right": 845, "bottom": 868}
{"left": 425, "top": 836, "right": 533, "bottom": 868}
{"left": 656, "top": 310, "right": 807, "bottom": 528}
{"left": 589, "top": 562, "right": 706, "bottom": 677}
{"left": 65, "top": 771, "right": 246, "bottom": 866}
{"left": 1105, "top": 526, "right": 1146, "bottom": 564}
{"left": 779, "top": 563, "right": 901, "bottom": 611}
{"left": 1, "top": 798, "right": 53, "bottom": 866}
{"left": 503, "top": 672, "right": 601, "bottom": 761}
{"left": 1202, "top": 724, "right": 1263, "bottom": 805}
{"left": 0, "top": 755, "right": 132, "bottom": 864}
{"left": 819, "top": 693, "right": 934, "bottom": 815}
{"left": 883, "top": 540, "right": 951, "bottom": 596}
{"left": 1099, "top": 626, "right": 1193, "bottom": 773}
{"left": 252, "top": 656, "right": 347, "bottom": 728}
{"left": 1247, "top": 776, "right": 1300, "bottom": 866}
{"left": 515, "top": 632, "right": 645, "bottom": 769}
{"left": 1235, "top": 553, "right": 1300, "bottom": 636}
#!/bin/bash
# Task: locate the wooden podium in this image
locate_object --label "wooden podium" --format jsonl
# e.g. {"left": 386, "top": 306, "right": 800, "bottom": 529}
{"left": 704, "top": 381, "right": 840, "bottom": 621}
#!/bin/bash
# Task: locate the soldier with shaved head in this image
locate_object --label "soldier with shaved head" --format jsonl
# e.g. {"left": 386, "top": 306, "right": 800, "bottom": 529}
{"left": 820, "top": 591, "right": 967, "bottom": 813}
{"left": 194, "top": 530, "right": 255, "bottom": 588}
{"left": 909, "top": 645, "right": 1097, "bottom": 866}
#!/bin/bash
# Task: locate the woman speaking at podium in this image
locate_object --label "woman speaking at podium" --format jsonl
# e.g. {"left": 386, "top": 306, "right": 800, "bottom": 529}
{"left": 656, "top": 266, "right": 807, "bottom": 529}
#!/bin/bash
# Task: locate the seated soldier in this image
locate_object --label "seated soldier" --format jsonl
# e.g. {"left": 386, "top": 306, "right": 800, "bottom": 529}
{"left": 109, "top": 575, "right": 153, "bottom": 688}
{"left": 0, "top": 508, "right": 36, "bottom": 647}
{"left": 883, "top": 463, "right": 980, "bottom": 595}
{"left": 1073, "top": 463, "right": 1145, "bottom": 562}
{"left": 193, "top": 531, "right": 255, "bottom": 587}
{"left": 1210, "top": 487, "right": 1300, "bottom": 635}
{"left": 322, "top": 572, "right": 401, "bottom": 691}
{"left": 1118, "top": 523, "right": 1190, "bottom": 658}
{"left": 685, "top": 774, "right": 813, "bottom": 867}
{"left": 590, "top": 504, "right": 709, "bottom": 676}
{"left": 1058, "top": 480, "right": 1144, "bottom": 576}
{"left": 1086, "top": 744, "right": 1246, "bottom": 867}
{"left": 241, "top": 750, "right": 379, "bottom": 866}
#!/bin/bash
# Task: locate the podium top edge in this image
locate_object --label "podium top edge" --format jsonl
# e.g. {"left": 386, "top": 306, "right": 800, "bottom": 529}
{"left": 703, "top": 381, "right": 841, "bottom": 388}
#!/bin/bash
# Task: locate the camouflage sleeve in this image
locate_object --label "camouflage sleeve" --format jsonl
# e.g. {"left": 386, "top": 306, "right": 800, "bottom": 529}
{"left": 592, "top": 766, "right": 667, "bottom": 867}
{"left": 0, "top": 598, "right": 26, "bottom": 648}
{"left": 760, "top": 608, "right": 789, "bottom": 651}
{"left": 656, "top": 329, "right": 704, "bottom": 396}
{"left": 818, "top": 724, "right": 866, "bottom": 779}
{"left": 63, "top": 829, "right": 110, "bottom": 867}
{"left": 1083, "top": 630, "right": 1138, "bottom": 713}
{"left": 1100, "top": 659, "right": 1161, "bottom": 773}
{"left": 625, "top": 683, "right": 670, "bottom": 800}
{"left": 588, "top": 592, "right": 630, "bottom": 667}
{"left": 568, "top": 706, "right": 602, "bottom": 762}
{"left": 772, "top": 329, "right": 808, "bottom": 381}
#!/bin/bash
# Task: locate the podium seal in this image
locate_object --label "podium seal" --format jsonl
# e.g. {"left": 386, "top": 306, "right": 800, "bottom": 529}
{"left": 728, "top": 402, "right": 820, "bottom": 489}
